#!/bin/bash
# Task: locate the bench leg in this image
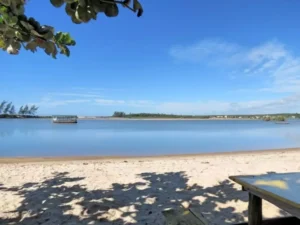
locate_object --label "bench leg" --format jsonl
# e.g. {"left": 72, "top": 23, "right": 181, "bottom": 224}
{"left": 248, "top": 193, "right": 262, "bottom": 225}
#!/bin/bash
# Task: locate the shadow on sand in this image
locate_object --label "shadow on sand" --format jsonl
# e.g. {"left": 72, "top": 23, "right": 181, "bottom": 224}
{"left": 0, "top": 171, "right": 290, "bottom": 225}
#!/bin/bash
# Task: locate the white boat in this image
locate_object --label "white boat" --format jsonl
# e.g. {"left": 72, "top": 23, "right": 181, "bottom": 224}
{"left": 52, "top": 115, "right": 77, "bottom": 123}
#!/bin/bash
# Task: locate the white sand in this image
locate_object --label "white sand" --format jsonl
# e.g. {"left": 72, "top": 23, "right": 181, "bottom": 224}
{"left": 0, "top": 150, "right": 300, "bottom": 225}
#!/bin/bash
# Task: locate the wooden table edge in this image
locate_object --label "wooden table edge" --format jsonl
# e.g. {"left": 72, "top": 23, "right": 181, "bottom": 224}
{"left": 229, "top": 175, "right": 300, "bottom": 219}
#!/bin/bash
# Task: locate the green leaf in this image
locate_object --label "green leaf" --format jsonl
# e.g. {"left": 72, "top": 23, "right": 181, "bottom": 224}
{"left": 17, "top": 15, "right": 27, "bottom": 22}
{"left": 20, "top": 21, "right": 35, "bottom": 30}
{"left": 133, "top": 0, "right": 143, "bottom": 17}
{"left": 0, "top": 36, "right": 6, "bottom": 49}
{"left": 11, "top": 41, "right": 21, "bottom": 50}
{"left": 15, "top": 31, "right": 31, "bottom": 42}
{"left": 55, "top": 32, "right": 76, "bottom": 46}
{"left": 0, "top": 6, "right": 8, "bottom": 13}
{"left": 64, "top": 0, "right": 76, "bottom": 3}
{"left": 36, "top": 39, "right": 47, "bottom": 48}
{"left": 42, "top": 25, "right": 55, "bottom": 34}
{"left": 90, "top": 0, "right": 106, "bottom": 13}
{"left": 45, "top": 41, "right": 57, "bottom": 58}
{"left": 14, "top": 4, "right": 25, "bottom": 15}
{"left": 65, "top": 3, "right": 75, "bottom": 16}
{"left": 60, "top": 45, "right": 70, "bottom": 57}
{"left": 0, "top": 6, "right": 10, "bottom": 22}
{"left": 0, "top": 23, "right": 7, "bottom": 32}
{"left": 78, "top": 0, "right": 86, "bottom": 7}
{"left": 25, "top": 41, "right": 38, "bottom": 53}
{"left": 71, "top": 15, "right": 82, "bottom": 24}
{"left": 7, "top": 16, "right": 18, "bottom": 26}
{"left": 75, "top": 5, "right": 91, "bottom": 23}
{"left": 87, "top": 5, "right": 97, "bottom": 20}
{"left": 54, "top": 32, "right": 63, "bottom": 42}
{"left": 122, "top": 0, "right": 130, "bottom": 7}
{"left": 31, "top": 29, "right": 44, "bottom": 38}
{"left": 105, "top": 4, "right": 119, "bottom": 17}
{"left": 50, "top": 0, "right": 65, "bottom": 8}
{"left": 5, "top": 28, "right": 15, "bottom": 38}
{"left": 28, "top": 17, "right": 41, "bottom": 31}
{"left": 0, "top": 0, "right": 11, "bottom": 7}
{"left": 42, "top": 31, "right": 54, "bottom": 40}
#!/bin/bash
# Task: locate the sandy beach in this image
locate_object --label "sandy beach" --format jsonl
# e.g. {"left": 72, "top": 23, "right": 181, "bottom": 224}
{"left": 0, "top": 149, "right": 300, "bottom": 225}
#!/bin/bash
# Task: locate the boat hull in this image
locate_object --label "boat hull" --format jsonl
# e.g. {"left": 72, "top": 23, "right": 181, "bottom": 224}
{"left": 52, "top": 116, "right": 78, "bottom": 124}
{"left": 52, "top": 121, "right": 77, "bottom": 124}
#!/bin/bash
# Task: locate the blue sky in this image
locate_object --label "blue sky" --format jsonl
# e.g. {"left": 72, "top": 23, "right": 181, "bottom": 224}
{"left": 2, "top": 0, "right": 300, "bottom": 116}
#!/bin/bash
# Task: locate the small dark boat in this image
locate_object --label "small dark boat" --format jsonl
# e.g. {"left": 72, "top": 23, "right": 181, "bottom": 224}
{"left": 275, "top": 121, "right": 289, "bottom": 124}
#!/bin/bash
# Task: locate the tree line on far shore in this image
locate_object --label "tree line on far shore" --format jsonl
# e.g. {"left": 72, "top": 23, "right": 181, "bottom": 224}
{"left": 112, "top": 111, "right": 300, "bottom": 120}
{"left": 112, "top": 111, "right": 210, "bottom": 119}
{"left": 263, "top": 115, "right": 286, "bottom": 122}
{"left": 0, "top": 101, "right": 39, "bottom": 117}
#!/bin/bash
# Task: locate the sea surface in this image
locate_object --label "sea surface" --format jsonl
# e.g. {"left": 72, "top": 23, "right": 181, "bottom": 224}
{"left": 0, "top": 119, "right": 300, "bottom": 157}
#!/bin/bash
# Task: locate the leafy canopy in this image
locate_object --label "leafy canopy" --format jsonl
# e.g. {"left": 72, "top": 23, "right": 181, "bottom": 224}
{"left": 0, "top": 0, "right": 143, "bottom": 58}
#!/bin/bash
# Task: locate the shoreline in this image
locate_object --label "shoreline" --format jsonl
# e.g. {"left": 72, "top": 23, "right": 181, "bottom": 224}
{"left": 3, "top": 117, "right": 299, "bottom": 121}
{"left": 0, "top": 117, "right": 260, "bottom": 121}
{"left": 78, "top": 117, "right": 260, "bottom": 121}
{"left": 0, "top": 147, "right": 299, "bottom": 164}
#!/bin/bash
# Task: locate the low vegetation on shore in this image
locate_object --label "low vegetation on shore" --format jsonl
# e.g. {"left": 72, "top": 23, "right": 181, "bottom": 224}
{"left": 0, "top": 100, "right": 39, "bottom": 118}
{"left": 112, "top": 111, "right": 300, "bottom": 120}
{"left": 263, "top": 115, "right": 286, "bottom": 122}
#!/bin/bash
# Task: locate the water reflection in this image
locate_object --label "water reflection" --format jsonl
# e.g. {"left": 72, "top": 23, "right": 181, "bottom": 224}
{"left": 284, "top": 132, "right": 300, "bottom": 144}
{"left": 0, "top": 125, "right": 37, "bottom": 137}
{"left": 0, "top": 119, "right": 300, "bottom": 157}
{"left": 0, "top": 130, "right": 14, "bottom": 138}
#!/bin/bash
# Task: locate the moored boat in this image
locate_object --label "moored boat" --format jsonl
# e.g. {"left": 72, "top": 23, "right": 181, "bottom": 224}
{"left": 52, "top": 115, "right": 78, "bottom": 123}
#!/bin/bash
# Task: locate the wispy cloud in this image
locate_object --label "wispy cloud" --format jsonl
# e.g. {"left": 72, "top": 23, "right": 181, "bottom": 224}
{"left": 30, "top": 97, "right": 91, "bottom": 108}
{"left": 31, "top": 93, "right": 155, "bottom": 109}
{"left": 48, "top": 92, "right": 104, "bottom": 98}
{"left": 30, "top": 48, "right": 300, "bottom": 115}
{"left": 170, "top": 39, "right": 300, "bottom": 94}
{"left": 30, "top": 93, "right": 300, "bottom": 114}
{"left": 71, "top": 87, "right": 125, "bottom": 92}
{"left": 156, "top": 93, "right": 300, "bottom": 115}
{"left": 95, "top": 99, "right": 155, "bottom": 108}
{"left": 170, "top": 39, "right": 241, "bottom": 64}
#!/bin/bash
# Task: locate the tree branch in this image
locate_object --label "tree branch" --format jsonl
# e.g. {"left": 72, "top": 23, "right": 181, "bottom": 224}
{"left": 99, "top": 0, "right": 135, "bottom": 12}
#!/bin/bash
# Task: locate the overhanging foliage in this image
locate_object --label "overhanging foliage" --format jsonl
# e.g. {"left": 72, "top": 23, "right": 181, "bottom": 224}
{"left": 0, "top": 0, "right": 143, "bottom": 58}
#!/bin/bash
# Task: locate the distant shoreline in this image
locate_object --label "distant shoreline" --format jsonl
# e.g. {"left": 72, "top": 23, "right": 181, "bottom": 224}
{"left": 78, "top": 117, "right": 259, "bottom": 121}
{"left": 0, "top": 116, "right": 260, "bottom": 121}
{"left": 0, "top": 147, "right": 299, "bottom": 164}
{"left": 0, "top": 115, "right": 50, "bottom": 119}
{"left": 2, "top": 117, "right": 298, "bottom": 121}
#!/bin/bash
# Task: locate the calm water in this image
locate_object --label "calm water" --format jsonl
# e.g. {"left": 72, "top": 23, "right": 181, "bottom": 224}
{"left": 1, "top": 119, "right": 300, "bottom": 157}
